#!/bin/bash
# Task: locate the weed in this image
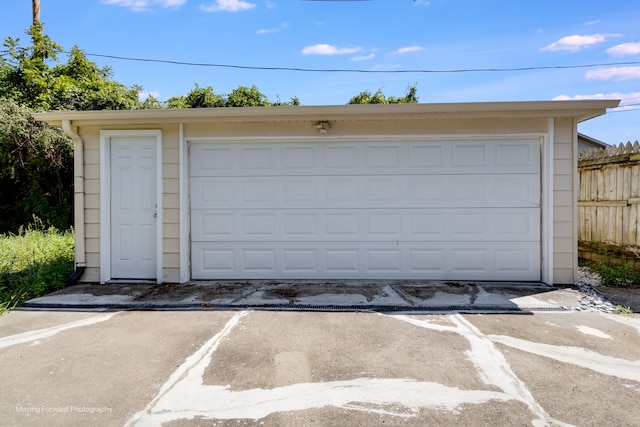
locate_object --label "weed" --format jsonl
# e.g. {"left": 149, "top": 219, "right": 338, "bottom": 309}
{"left": 0, "top": 222, "right": 73, "bottom": 314}
{"left": 614, "top": 305, "right": 633, "bottom": 314}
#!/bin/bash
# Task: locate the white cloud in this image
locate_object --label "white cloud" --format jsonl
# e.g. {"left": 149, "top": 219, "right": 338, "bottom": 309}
{"left": 350, "top": 53, "right": 375, "bottom": 61}
{"left": 586, "top": 66, "right": 640, "bottom": 81}
{"left": 541, "top": 34, "right": 619, "bottom": 52}
{"left": 256, "top": 28, "right": 276, "bottom": 34}
{"left": 583, "top": 20, "right": 600, "bottom": 26}
{"left": 301, "top": 44, "right": 362, "bottom": 55}
{"left": 392, "top": 46, "right": 424, "bottom": 55}
{"left": 414, "top": 0, "right": 430, "bottom": 5}
{"left": 554, "top": 91, "right": 640, "bottom": 109}
{"left": 256, "top": 23, "right": 287, "bottom": 34}
{"left": 102, "top": 0, "right": 186, "bottom": 11}
{"left": 607, "top": 42, "right": 640, "bottom": 57}
{"left": 200, "top": 0, "right": 256, "bottom": 12}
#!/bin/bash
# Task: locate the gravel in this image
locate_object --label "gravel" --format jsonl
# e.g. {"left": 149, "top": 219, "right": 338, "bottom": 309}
{"left": 576, "top": 266, "right": 617, "bottom": 313}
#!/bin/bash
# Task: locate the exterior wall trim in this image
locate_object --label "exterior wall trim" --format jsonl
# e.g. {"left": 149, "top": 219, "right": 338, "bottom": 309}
{"left": 179, "top": 123, "right": 190, "bottom": 283}
{"left": 542, "top": 119, "right": 555, "bottom": 284}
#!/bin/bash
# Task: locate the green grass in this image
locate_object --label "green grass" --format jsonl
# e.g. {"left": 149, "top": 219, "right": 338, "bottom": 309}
{"left": 0, "top": 221, "right": 74, "bottom": 314}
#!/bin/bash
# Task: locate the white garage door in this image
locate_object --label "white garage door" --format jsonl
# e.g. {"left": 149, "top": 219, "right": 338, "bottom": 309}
{"left": 190, "top": 138, "right": 540, "bottom": 280}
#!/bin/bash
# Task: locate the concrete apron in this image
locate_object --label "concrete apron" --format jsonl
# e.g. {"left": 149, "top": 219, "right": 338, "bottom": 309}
{"left": 20, "top": 281, "right": 584, "bottom": 312}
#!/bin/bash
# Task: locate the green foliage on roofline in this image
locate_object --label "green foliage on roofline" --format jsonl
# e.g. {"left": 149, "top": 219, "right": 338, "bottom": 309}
{"left": 347, "top": 83, "right": 419, "bottom": 105}
{"left": 163, "top": 83, "right": 301, "bottom": 109}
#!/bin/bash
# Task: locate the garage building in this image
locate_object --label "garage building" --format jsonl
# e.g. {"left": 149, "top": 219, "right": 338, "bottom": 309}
{"left": 35, "top": 100, "right": 618, "bottom": 285}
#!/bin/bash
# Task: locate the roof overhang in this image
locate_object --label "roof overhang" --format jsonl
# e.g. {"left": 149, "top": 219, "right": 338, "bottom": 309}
{"left": 33, "top": 99, "right": 620, "bottom": 127}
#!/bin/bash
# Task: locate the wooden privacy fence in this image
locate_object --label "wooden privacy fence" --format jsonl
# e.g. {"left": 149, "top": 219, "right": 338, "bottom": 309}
{"left": 579, "top": 141, "right": 640, "bottom": 265}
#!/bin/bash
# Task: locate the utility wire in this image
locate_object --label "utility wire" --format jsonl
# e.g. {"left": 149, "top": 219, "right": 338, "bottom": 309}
{"left": 75, "top": 52, "right": 640, "bottom": 74}
{"left": 3, "top": 49, "right": 640, "bottom": 74}
{"left": 609, "top": 106, "right": 640, "bottom": 113}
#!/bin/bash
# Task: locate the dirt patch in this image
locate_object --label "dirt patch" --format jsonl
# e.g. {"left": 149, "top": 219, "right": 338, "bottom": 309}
{"left": 264, "top": 283, "right": 385, "bottom": 302}
{"left": 595, "top": 286, "right": 640, "bottom": 312}
{"left": 135, "top": 282, "right": 259, "bottom": 302}
{"left": 397, "top": 283, "right": 475, "bottom": 300}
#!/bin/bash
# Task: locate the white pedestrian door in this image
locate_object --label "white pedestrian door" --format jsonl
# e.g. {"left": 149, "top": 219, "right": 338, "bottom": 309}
{"left": 110, "top": 137, "right": 157, "bottom": 279}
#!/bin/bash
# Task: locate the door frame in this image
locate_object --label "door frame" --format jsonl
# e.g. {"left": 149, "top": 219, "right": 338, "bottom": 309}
{"left": 100, "top": 130, "right": 163, "bottom": 283}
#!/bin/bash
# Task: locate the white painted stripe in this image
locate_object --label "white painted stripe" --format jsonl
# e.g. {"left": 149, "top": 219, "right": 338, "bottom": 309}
{"left": 124, "top": 310, "right": 250, "bottom": 427}
{"left": 0, "top": 312, "right": 118, "bottom": 350}
{"left": 391, "top": 314, "right": 571, "bottom": 427}
{"left": 129, "top": 311, "right": 571, "bottom": 426}
{"left": 575, "top": 325, "right": 612, "bottom": 339}
{"left": 146, "top": 378, "right": 511, "bottom": 424}
{"left": 489, "top": 334, "right": 640, "bottom": 382}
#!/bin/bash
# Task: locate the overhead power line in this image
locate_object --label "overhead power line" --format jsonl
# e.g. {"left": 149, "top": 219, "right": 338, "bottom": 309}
{"left": 609, "top": 104, "right": 640, "bottom": 113}
{"left": 608, "top": 108, "right": 640, "bottom": 113}
{"left": 2, "top": 49, "right": 640, "bottom": 74}
{"left": 76, "top": 52, "right": 640, "bottom": 74}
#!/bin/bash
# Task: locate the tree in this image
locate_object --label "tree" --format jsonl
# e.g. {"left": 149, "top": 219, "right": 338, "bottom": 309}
{"left": 226, "top": 85, "right": 270, "bottom": 107}
{"left": 347, "top": 83, "right": 418, "bottom": 105}
{"left": 0, "top": 23, "right": 142, "bottom": 111}
{"left": 165, "top": 84, "right": 224, "bottom": 108}
{"left": 139, "top": 94, "right": 163, "bottom": 109}
{"left": 0, "top": 98, "right": 73, "bottom": 232}
{"left": 183, "top": 84, "right": 225, "bottom": 108}
{"left": 0, "top": 23, "right": 143, "bottom": 232}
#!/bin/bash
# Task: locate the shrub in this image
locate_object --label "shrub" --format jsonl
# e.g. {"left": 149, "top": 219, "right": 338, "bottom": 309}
{"left": 0, "top": 220, "right": 74, "bottom": 313}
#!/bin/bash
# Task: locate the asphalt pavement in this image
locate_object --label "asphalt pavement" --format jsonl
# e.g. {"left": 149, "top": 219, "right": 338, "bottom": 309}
{"left": 1, "top": 281, "right": 639, "bottom": 426}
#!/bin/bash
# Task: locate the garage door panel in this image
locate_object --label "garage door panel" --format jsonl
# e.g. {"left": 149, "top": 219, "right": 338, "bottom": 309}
{"left": 496, "top": 142, "right": 538, "bottom": 167}
{"left": 191, "top": 242, "right": 540, "bottom": 280}
{"left": 365, "top": 145, "right": 402, "bottom": 167}
{"left": 451, "top": 144, "right": 488, "bottom": 167}
{"left": 190, "top": 139, "right": 539, "bottom": 177}
{"left": 191, "top": 175, "right": 539, "bottom": 209}
{"left": 191, "top": 208, "right": 538, "bottom": 242}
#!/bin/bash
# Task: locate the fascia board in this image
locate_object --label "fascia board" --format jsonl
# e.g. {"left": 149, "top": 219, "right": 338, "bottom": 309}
{"left": 32, "top": 100, "right": 621, "bottom": 126}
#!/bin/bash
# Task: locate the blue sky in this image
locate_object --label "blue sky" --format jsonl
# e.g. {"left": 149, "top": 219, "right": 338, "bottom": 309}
{"left": 2, "top": 0, "right": 640, "bottom": 144}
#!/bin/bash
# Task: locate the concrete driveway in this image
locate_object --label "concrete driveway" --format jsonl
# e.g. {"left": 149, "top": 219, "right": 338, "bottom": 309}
{"left": 1, "top": 307, "right": 639, "bottom": 426}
